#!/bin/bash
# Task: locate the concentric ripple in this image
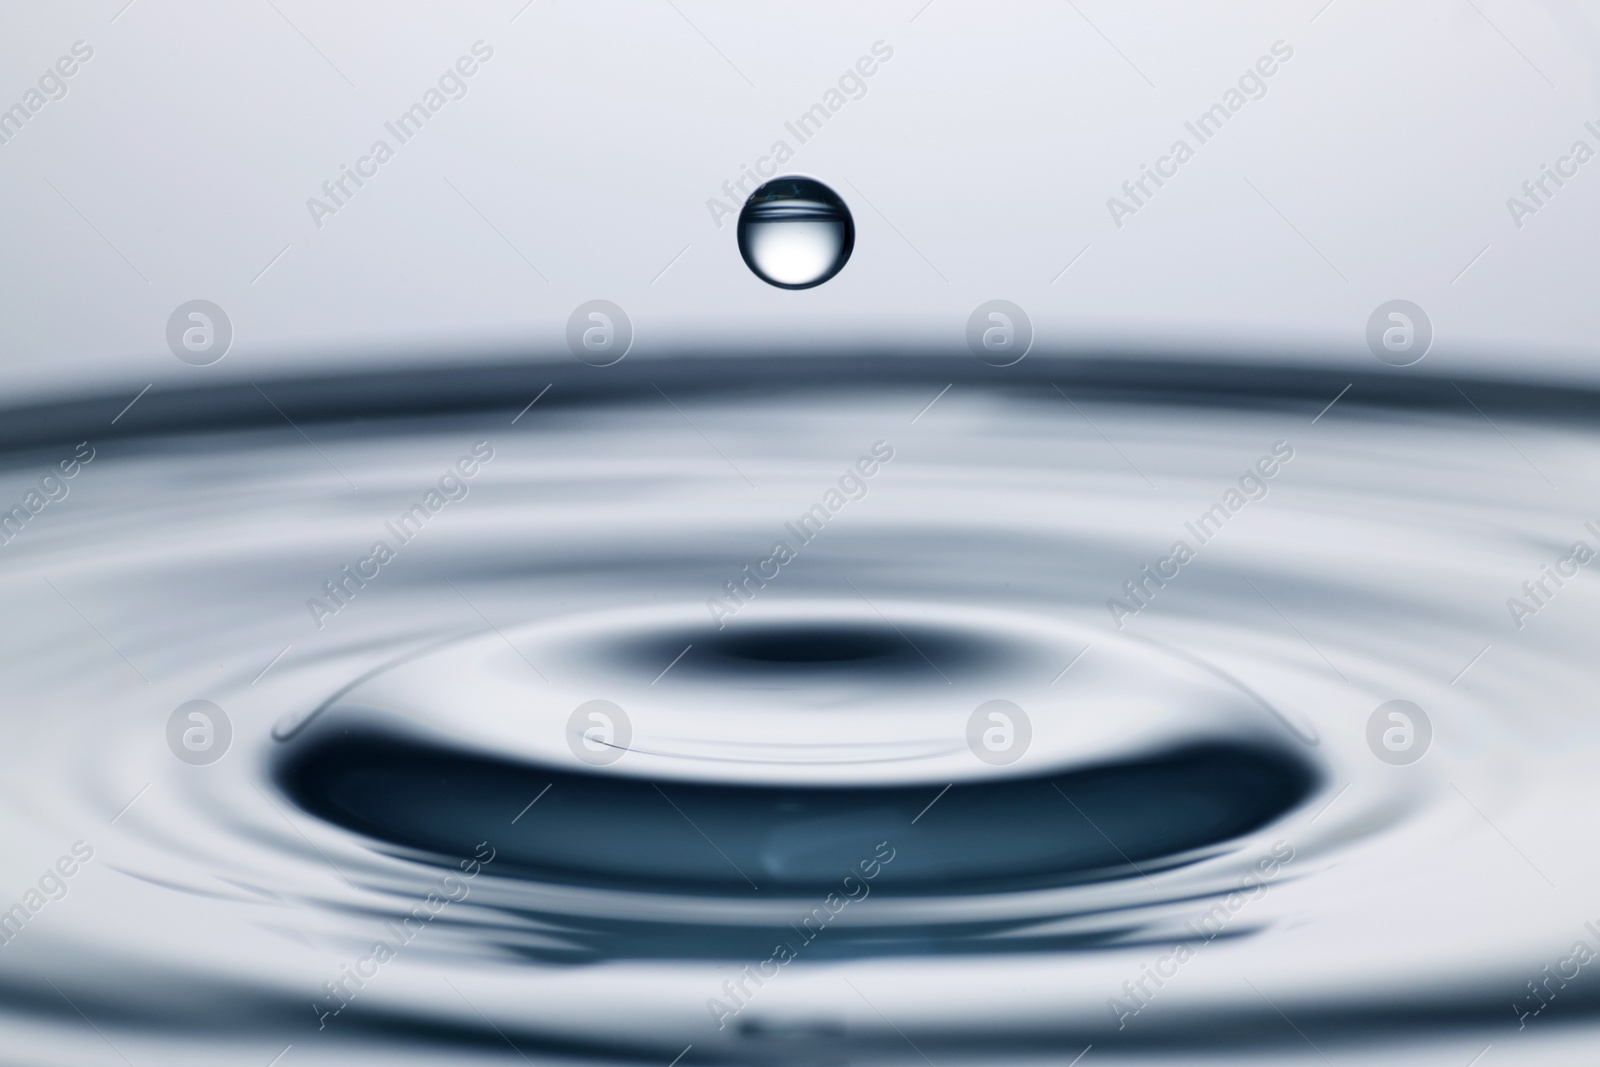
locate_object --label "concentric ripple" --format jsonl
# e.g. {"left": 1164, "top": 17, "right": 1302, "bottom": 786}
{"left": 1, "top": 359, "right": 1597, "bottom": 1065}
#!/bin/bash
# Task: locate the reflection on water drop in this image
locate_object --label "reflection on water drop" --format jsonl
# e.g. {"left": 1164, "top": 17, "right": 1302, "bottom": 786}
{"left": 737, "top": 177, "right": 854, "bottom": 289}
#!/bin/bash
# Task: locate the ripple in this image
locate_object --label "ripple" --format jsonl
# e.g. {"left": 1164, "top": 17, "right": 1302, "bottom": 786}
{"left": 0, "top": 358, "right": 1594, "bottom": 1063}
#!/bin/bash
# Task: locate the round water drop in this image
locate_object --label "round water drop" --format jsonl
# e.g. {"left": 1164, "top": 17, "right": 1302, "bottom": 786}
{"left": 737, "top": 177, "right": 854, "bottom": 289}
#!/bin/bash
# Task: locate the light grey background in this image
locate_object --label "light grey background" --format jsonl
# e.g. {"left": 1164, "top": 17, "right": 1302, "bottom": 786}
{"left": 1, "top": 0, "right": 1597, "bottom": 400}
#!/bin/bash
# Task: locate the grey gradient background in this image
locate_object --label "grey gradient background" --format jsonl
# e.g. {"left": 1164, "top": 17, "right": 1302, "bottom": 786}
{"left": 1, "top": 0, "right": 1598, "bottom": 398}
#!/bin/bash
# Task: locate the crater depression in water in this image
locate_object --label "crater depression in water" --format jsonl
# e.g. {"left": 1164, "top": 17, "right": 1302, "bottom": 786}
{"left": 0, "top": 358, "right": 1596, "bottom": 1066}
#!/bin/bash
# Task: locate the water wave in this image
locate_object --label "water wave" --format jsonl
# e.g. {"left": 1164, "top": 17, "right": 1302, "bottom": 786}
{"left": 0, "top": 357, "right": 1595, "bottom": 1065}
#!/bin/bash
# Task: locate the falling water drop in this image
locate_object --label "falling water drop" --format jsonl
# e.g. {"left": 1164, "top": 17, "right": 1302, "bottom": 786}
{"left": 737, "top": 177, "right": 854, "bottom": 289}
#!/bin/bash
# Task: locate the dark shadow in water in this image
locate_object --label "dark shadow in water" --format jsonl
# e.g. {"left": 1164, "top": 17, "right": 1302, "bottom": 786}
{"left": 608, "top": 620, "right": 1015, "bottom": 680}
{"left": 277, "top": 723, "right": 1315, "bottom": 901}
{"left": 4, "top": 353, "right": 1600, "bottom": 455}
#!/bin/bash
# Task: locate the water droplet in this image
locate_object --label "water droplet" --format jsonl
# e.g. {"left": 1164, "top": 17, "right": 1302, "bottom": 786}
{"left": 737, "top": 177, "right": 854, "bottom": 289}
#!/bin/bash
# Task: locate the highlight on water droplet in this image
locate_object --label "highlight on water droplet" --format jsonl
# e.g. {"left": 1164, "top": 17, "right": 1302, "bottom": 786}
{"left": 737, "top": 177, "right": 854, "bottom": 289}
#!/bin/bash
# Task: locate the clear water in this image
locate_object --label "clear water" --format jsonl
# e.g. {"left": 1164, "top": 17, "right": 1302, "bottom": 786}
{"left": 736, "top": 178, "right": 855, "bottom": 289}
{"left": 0, "top": 359, "right": 1595, "bottom": 1065}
